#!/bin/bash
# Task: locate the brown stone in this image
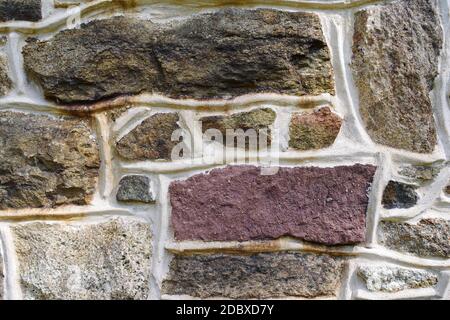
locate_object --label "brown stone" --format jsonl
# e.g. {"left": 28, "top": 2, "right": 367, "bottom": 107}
{"left": 0, "top": 111, "right": 100, "bottom": 209}
{"left": 289, "top": 107, "right": 342, "bottom": 150}
{"left": 378, "top": 219, "right": 450, "bottom": 258}
{"left": 352, "top": 0, "right": 442, "bottom": 153}
{"left": 170, "top": 164, "right": 377, "bottom": 245}
{"left": 116, "top": 113, "right": 180, "bottom": 161}
{"left": 163, "top": 252, "right": 345, "bottom": 299}
{"left": 0, "top": 0, "right": 41, "bottom": 22}
{"left": 23, "top": 9, "right": 334, "bottom": 104}
{"left": 201, "top": 108, "right": 276, "bottom": 148}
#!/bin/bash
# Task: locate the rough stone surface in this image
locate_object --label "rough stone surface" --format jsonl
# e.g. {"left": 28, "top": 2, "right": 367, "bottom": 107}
{"left": 378, "top": 219, "right": 450, "bottom": 258}
{"left": 116, "top": 113, "right": 180, "bottom": 161}
{"left": 0, "top": 54, "right": 11, "bottom": 96}
{"left": 352, "top": 0, "right": 442, "bottom": 153}
{"left": 201, "top": 108, "right": 276, "bottom": 147}
{"left": 23, "top": 9, "right": 334, "bottom": 104}
{"left": 382, "top": 181, "right": 419, "bottom": 209}
{"left": 289, "top": 107, "right": 342, "bottom": 150}
{"left": 0, "top": 111, "right": 100, "bottom": 210}
{"left": 12, "top": 216, "right": 152, "bottom": 300}
{"left": 116, "top": 175, "right": 155, "bottom": 203}
{"left": 358, "top": 265, "right": 438, "bottom": 293}
{"left": 0, "top": 244, "right": 3, "bottom": 300}
{"left": 398, "top": 163, "right": 443, "bottom": 182}
{"left": 0, "top": 0, "right": 41, "bottom": 22}
{"left": 170, "top": 164, "right": 376, "bottom": 244}
{"left": 163, "top": 252, "right": 345, "bottom": 299}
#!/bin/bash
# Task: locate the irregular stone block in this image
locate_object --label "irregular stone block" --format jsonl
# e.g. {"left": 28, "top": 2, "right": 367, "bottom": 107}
{"left": 398, "top": 163, "right": 443, "bottom": 182}
{"left": 0, "top": 244, "right": 3, "bottom": 300}
{"left": 0, "top": 0, "right": 41, "bottom": 22}
{"left": 200, "top": 108, "right": 276, "bottom": 147}
{"left": 352, "top": 0, "right": 442, "bottom": 153}
{"left": 289, "top": 107, "right": 342, "bottom": 150}
{"left": 12, "top": 216, "right": 152, "bottom": 300}
{"left": 382, "top": 181, "right": 419, "bottom": 209}
{"left": 0, "top": 54, "right": 11, "bottom": 96}
{"left": 0, "top": 111, "right": 100, "bottom": 209}
{"left": 358, "top": 265, "right": 438, "bottom": 292}
{"left": 170, "top": 164, "right": 377, "bottom": 245}
{"left": 116, "top": 113, "right": 180, "bottom": 161}
{"left": 163, "top": 252, "right": 345, "bottom": 299}
{"left": 23, "top": 9, "right": 334, "bottom": 104}
{"left": 116, "top": 175, "right": 155, "bottom": 203}
{"left": 378, "top": 219, "right": 450, "bottom": 258}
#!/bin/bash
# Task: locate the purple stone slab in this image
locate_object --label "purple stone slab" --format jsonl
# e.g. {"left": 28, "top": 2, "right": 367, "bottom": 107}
{"left": 170, "top": 164, "right": 377, "bottom": 245}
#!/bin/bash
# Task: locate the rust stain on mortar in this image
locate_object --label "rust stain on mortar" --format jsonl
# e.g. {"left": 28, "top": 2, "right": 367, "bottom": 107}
{"left": 167, "top": 238, "right": 360, "bottom": 257}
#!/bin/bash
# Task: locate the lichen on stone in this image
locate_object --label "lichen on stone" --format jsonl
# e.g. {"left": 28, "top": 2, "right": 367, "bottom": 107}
{"left": 378, "top": 219, "right": 450, "bottom": 258}
{"left": 358, "top": 265, "right": 438, "bottom": 292}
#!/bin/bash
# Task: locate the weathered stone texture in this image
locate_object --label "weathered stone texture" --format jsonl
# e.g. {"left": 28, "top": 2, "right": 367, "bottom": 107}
{"left": 0, "top": 111, "right": 100, "bottom": 210}
{"left": 0, "top": 54, "right": 11, "bottom": 96}
{"left": 116, "top": 175, "right": 155, "bottom": 203}
{"left": 378, "top": 219, "right": 450, "bottom": 258}
{"left": 12, "top": 217, "right": 152, "bottom": 300}
{"left": 289, "top": 107, "right": 342, "bottom": 150}
{"left": 0, "top": 244, "right": 4, "bottom": 300}
{"left": 398, "top": 163, "right": 443, "bottom": 182}
{"left": 358, "top": 265, "right": 438, "bottom": 292}
{"left": 352, "top": 0, "right": 442, "bottom": 153}
{"left": 0, "top": 0, "right": 41, "bottom": 22}
{"left": 116, "top": 113, "right": 180, "bottom": 161}
{"left": 382, "top": 181, "right": 419, "bottom": 209}
{"left": 170, "top": 164, "right": 376, "bottom": 244}
{"left": 201, "top": 108, "right": 276, "bottom": 147}
{"left": 163, "top": 252, "right": 345, "bottom": 299}
{"left": 23, "top": 9, "right": 334, "bottom": 104}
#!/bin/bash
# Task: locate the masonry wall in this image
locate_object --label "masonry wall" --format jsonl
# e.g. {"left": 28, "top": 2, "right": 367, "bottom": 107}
{"left": 0, "top": 0, "right": 449, "bottom": 300}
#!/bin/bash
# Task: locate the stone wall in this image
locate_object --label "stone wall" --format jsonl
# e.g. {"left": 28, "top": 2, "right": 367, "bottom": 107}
{"left": 0, "top": 0, "right": 449, "bottom": 300}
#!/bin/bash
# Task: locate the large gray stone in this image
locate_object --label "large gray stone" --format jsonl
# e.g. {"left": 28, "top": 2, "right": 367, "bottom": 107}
{"left": 163, "top": 252, "right": 345, "bottom": 299}
{"left": 352, "top": 0, "right": 442, "bottom": 153}
{"left": 378, "top": 219, "right": 450, "bottom": 258}
{"left": 0, "top": 0, "right": 41, "bottom": 22}
{"left": 358, "top": 265, "right": 438, "bottom": 292}
{"left": 23, "top": 9, "right": 334, "bottom": 104}
{"left": 0, "top": 111, "right": 100, "bottom": 209}
{"left": 12, "top": 216, "right": 152, "bottom": 300}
